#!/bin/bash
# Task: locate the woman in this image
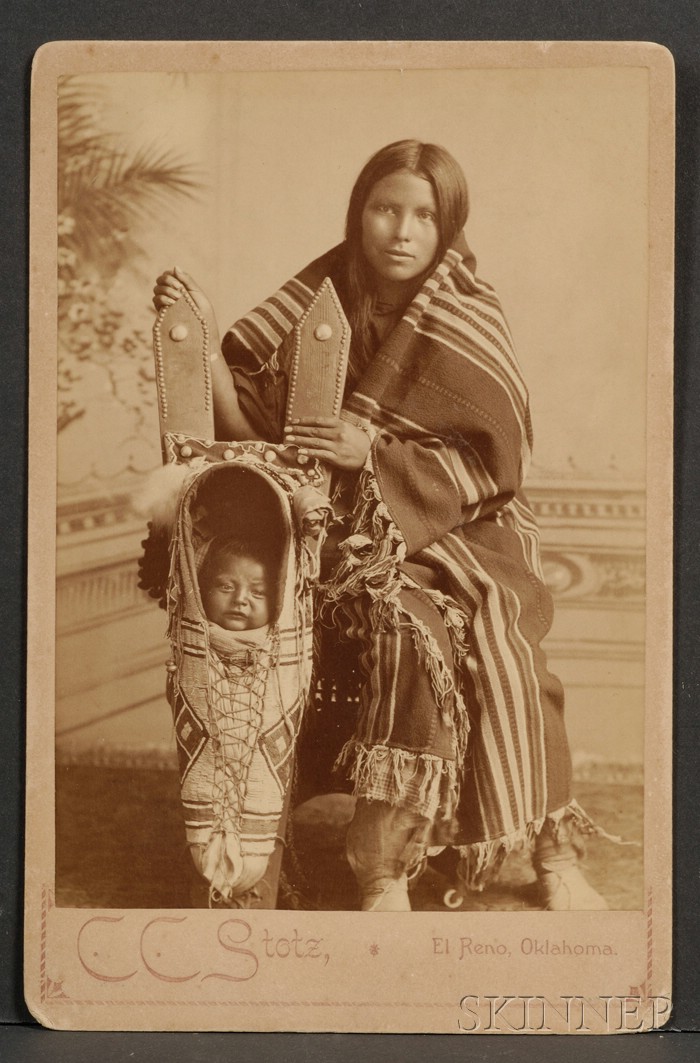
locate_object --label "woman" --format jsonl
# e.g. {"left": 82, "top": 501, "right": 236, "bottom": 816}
{"left": 153, "top": 139, "right": 607, "bottom": 912}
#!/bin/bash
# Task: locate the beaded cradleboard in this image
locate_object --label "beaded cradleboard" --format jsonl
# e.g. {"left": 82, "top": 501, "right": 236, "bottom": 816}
{"left": 149, "top": 281, "right": 349, "bottom": 907}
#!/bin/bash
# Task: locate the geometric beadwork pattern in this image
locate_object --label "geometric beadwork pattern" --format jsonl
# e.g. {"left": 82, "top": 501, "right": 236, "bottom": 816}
{"left": 260, "top": 698, "right": 302, "bottom": 796}
{"left": 173, "top": 690, "right": 209, "bottom": 784}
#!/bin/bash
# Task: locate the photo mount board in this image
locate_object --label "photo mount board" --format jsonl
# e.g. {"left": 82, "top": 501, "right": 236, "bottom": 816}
{"left": 26, "top": 39, "right": 673, "bottom": 1033}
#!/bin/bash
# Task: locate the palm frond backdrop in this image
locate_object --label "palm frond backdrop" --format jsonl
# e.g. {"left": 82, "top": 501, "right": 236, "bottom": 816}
{"left": 58, "top": 76, "right": 200, "bottom": 277}
{"left": 57, "top": 76, "right": 202, "bottom": 447}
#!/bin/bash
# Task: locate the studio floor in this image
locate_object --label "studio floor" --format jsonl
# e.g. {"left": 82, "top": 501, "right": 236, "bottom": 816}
{"left": 55, "top": 766, "right": 644, "bottom": 912}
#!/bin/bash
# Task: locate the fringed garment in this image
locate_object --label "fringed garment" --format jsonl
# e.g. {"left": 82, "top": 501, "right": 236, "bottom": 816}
{"left": 222, "top": 238, "right": 576, "bottom": 887}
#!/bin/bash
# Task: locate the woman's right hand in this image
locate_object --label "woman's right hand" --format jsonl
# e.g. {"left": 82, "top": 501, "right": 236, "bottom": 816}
{"left": 152, "top": 266, "right": 218, "bottom": 334}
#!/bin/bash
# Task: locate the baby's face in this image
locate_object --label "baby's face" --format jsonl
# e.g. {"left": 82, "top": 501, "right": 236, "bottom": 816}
{"left": 202, "top": 555, "right": 271, "bottom": 631}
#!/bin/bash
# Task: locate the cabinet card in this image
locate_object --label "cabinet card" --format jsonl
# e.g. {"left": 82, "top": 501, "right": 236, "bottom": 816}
{"left": 26, "top": 39, "right": 673, "bottom": 1033}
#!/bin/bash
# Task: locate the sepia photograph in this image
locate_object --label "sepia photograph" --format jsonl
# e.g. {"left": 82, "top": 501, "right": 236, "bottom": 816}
{"left": 25, "top": 40, "right": 673, "bottom": 1032}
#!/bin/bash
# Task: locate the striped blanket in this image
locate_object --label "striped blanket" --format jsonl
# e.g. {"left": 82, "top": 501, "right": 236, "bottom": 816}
{"left": 222, "top": 239, "right": 575, "bottom": 885}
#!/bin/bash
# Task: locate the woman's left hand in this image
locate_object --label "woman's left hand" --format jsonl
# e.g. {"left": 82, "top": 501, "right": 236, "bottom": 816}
{"left": 283, "top": 417, "right": 371, "bottom": 470}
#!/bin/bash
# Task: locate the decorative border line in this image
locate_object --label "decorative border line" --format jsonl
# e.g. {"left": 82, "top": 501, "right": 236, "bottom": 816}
{"left": 40, "top": 886, "right": 69, "bottom": 1003}
{"left": 40, "top": 885, "right": 48, "bottom": 1003}
{"left": 629, "top": 885, "right": 653, "bottom": 1000}
{"left": 646, "top": 885, "right": 654, "bottom": 996}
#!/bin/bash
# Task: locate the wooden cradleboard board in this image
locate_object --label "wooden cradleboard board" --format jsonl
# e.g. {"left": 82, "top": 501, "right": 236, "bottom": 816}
{"left": 149, "top": 277, "right": 350, "bottom": 911}
{"left": 153, "top": 288, "right": 215, "bottom": 455}
{"left": 286, "top": 276, "right": 350, "bottom": 423}
{"left": 286, "top": 277, "right": 350, "bottom": 491}
{"left": 153, "top": 276, "right": 350, "bottom": 475}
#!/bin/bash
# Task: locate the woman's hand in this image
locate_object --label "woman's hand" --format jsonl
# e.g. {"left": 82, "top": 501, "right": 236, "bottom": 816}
{"left": 283, "top": 417, "right": 371, "bottom": 471}
{"left": 153, "top": 267, "right": 218, "bottom": 335}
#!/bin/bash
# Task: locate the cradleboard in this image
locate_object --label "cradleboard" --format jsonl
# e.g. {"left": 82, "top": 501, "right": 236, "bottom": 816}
{"left": 146, "top": 279, "right": 349, "bottom": 907}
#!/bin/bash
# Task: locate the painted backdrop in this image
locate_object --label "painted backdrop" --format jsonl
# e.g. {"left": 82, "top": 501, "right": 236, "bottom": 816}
{"left": 55, "top": 67, "right": 647, "bottom": 774}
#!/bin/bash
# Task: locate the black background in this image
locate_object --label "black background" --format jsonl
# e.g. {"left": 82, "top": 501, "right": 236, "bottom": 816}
{"left": 3, "top": 1, "right": 698, "bottom": 1058}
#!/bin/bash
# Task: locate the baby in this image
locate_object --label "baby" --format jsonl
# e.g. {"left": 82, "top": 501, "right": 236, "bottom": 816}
{"left": 199, "top": 535, "right": 274, "bottom": 633}
{"left": 189, "top": 534, "right": 279, "bottom": 905}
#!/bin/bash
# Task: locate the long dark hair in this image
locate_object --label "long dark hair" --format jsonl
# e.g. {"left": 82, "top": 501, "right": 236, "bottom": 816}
{"left": 344, "top": 139, "right": 470, "bottom": 363}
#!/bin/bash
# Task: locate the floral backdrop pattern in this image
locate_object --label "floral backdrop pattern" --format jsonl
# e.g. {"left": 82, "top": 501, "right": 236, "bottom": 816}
{"left": 56, "top": 76, "right": 199, "bottom": 490}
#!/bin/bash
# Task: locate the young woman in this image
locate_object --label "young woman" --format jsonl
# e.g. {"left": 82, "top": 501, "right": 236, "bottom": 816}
{"left": 153, "top": 139, "right": 607, "bottom": 912}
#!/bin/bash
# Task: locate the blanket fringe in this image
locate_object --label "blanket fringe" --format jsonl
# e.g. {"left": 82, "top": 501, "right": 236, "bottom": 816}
{"left": 321, "top": 465, "right": 473, "bottom": 775}
{"left": 335, "top": 740, "right": 459, "bottom": 824}
{"left": 457, "top": 797, "right": 640, "bottom": 892}
{"left": 457, "top": 818, "right": 543, "bottom": 892}
{"left": 400, "top": 606, "right": 471, "bottom": 763}
{"left": 547, "top": 797, "right": 642, "bottom": 850}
